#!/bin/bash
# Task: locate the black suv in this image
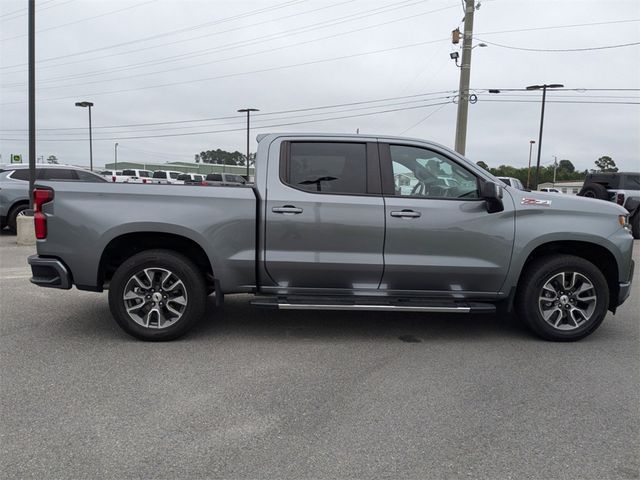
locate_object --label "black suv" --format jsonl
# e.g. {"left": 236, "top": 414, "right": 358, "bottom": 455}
{"left": 578, "top": 172, "right": 640, "bottom": 238}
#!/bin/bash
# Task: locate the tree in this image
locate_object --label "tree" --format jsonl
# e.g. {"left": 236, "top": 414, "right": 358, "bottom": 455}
{"left": 476, "top": 160, "right": 489, "bottom": 170}
{"left": 594, "top": 156, "right": 618, "bottom": 172}
{"left": 558, "top": 159, "right": 575, "bottom": 173}
{"left": 46, "top": 155, "right": 58, "bottom": 164}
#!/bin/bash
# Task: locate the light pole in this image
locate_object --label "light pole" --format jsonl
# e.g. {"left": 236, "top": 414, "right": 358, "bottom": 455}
{"left": 114, "top": 142, "right": 118, "bottom": 169}
{"left": 526, "top": 140, "right": 535, "bottom": 189}
{"left": 526, "top": 84, "right": 563, "bottom": 190}
{"left": 237, "top": 108, "right": 259, "bottom": 179}
{"left": 75, "top": 101, "right": 94, "bottom": 171}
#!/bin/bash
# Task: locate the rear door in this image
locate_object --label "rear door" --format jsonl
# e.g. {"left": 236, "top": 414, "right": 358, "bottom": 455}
{"left": 263, "top": 139, "right": 385, "bottom": 293}
{"left": 379, "top": 142, "right": 515, "bottom": 295}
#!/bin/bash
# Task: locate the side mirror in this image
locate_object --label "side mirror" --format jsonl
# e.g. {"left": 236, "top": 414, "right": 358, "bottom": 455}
{"left": 479, "top": 180, "right": 504, "bottom": 213}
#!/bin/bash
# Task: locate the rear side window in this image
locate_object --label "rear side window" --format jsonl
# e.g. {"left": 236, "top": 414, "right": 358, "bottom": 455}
{"left": 9, "top": 169, "right": 30, "bottom": 181}
{"left": 285, "top": 142, "right": 367, "bottom": 194}
{"left": 621, "top": 175, "right": 640, "bottom": 190}
{"left": 39, "top": 168, "right": 76, "bottom": 180}
{"left": 152, "top": 171, "right": 166, "bottom": 178}
{"left": 76, "top": 170, "right": 107, "bottom": 182}
{"left": 207, "top": 173, "right": 222, "bottom": 181}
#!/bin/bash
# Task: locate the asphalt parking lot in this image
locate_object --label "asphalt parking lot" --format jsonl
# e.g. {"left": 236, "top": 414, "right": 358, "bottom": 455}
{"left": 1, "top": 232, "right": 638, "bottom": 480}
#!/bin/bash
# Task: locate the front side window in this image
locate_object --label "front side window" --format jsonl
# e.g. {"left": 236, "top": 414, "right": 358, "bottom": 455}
{"left": 389, "top": 145, "right": 478, "bottom": 199}
{"left": 286, "top": 142, "right": 367, "bottom": 194}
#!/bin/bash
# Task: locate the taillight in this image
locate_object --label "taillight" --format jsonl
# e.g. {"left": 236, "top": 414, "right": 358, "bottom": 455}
{"left": 33, "top": 188, "right": 53, "bottom": 239}
{"left": 143, "top": 179, "right": 147, "bottom": 184}
{"left": 616, "top": 193, "right": 625, "bottom": 205}
{"left": 112, "top": 176, "right": 116, "bottom": 182}
{"left": 200, "top": 181, "right": 208, "bottom": 186}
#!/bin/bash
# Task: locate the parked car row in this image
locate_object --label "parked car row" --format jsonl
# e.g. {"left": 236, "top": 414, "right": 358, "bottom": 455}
{"left": 99, "top": 169, "right": 248, "bottom": 185}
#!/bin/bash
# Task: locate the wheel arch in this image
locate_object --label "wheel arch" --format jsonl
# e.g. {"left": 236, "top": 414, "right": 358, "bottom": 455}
{"left": 98, "top": 232, "right": 214, "bottom": 290}
{"left": 518, "top": 240, "right": 619, "bottom": 312}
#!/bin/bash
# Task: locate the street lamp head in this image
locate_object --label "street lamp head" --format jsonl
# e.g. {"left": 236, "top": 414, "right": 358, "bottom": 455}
{"left": 526, "top": 84, "right": 564, "bottom": 90}
{"left": 449, "top": 51, "right": 459, "bottom": 60}
{"left": 530, "top": 140, "right": 535, "bottom": 144}
{"left": 75, "top": 101, "right": 93, "bottom": 107}
{"left": 548, "top": 84, "right": 564, "bottom": 89}
{"left": 526, "top": 85, "right": 542, "bottom": 91}
{"left": 237, "top": 108, "right": 259, "bottom": 113}
{"left": 478, "top": 43, "right": 487, "bottom": 47}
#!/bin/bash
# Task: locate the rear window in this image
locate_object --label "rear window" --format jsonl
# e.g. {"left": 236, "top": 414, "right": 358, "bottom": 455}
{"left": 122, "top": 169, "right": 137, "bottom": 176}
{"left": 139, "top": 171, "right": 152, "bottom": 178}
{"left": 285, "top": 142, "right": 368, "bottom": 195}
{"left": 169, "top": 172, "right": 180, "bottom": 179}
{"left": 152, "top": 171, "right": 166, "bottom": 178}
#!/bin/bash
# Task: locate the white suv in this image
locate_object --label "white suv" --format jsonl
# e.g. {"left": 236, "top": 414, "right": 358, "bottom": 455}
{"left": 151, "top": 170, "right": 183, "bottom": 184}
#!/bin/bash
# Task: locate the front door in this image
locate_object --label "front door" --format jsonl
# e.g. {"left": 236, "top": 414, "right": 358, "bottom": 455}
{"left": 379, "top": 143, "right": 515, "bottom": 296}
{"left": 264, "top": 140, "right": 385, "bottom": 293}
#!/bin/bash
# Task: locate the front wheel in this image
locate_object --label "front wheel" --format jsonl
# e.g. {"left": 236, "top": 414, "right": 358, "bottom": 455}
{"left": 108, "top": 249, "right": 207, "bottom": 341}
{"left": 516, "top": 255, "right": 609, "bottom": 341}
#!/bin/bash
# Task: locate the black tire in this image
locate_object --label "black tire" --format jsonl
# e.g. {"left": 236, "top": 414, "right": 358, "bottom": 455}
{"left": 515, "top": 254, "right": 609, "bottom": 341}
{"left": 108, "top": 249, "right": 207, "bottom": 341}
{"left": 6, "top": 203, "right": 29, "bottom": 233}
{"left": 631, "top": 212, "right": 640, "bottom": 240}
{"left": 578, "top": 182, "right": 608, "bottom": 200}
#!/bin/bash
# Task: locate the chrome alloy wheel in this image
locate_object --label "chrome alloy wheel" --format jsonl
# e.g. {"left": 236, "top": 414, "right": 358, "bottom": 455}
{"left": 538, "top": 271, "right": 597, "bottom": 331}
{"left": 122, "top": 268, "right": 188, "bottom": 329}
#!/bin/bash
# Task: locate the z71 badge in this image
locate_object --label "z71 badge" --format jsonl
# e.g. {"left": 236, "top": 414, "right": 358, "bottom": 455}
{"left": 521, "top": 197, "right": 552, "bottom": 206}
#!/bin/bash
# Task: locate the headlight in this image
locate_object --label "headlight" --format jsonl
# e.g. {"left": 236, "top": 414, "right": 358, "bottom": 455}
{"left": 619, "top": 214, "right": 631, "bottom": 231}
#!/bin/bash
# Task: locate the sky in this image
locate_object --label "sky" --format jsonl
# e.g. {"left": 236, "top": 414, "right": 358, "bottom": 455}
{"left": 1, "top": 0, "right": 639, "bottom": 172}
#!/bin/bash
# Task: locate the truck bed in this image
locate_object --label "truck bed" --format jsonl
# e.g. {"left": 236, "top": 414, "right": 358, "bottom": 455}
{"left": 35, "top": 181, "right": 257, "bottom": 292}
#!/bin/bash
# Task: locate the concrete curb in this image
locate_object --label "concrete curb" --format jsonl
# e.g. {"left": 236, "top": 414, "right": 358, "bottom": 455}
{"left": 16, "top": 215, "right": 36, "bottom": 246}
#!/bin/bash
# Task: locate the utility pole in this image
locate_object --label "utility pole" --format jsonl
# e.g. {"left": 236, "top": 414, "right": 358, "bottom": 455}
{"left": 526, "top": 140, "right": 535, "bottom": 189}
{"left": 114, "top": 142, "right": 118, "bottom": 168}
{"left": 28, "top": 0, "right": 35, "bottom": 209}
{"left": 552, "top": 156, "right": 558, "bottom": 185}
{"left": 454, "top": 0, "right": 476, "bottom": 155}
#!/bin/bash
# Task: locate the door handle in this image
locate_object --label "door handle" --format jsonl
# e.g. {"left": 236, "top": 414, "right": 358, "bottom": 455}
{"left": 390, "top": 209, "right": 421, "bottom": 218}
{"left": 272, "top": 205, "right": 303, "bottom": 214}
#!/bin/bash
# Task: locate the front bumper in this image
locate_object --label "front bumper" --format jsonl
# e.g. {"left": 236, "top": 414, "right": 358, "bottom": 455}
{"left": 28, "top": 255, "right": 72, "bottom": 289}
{"left": 617, "top": 260, "right": 634, "bottom": 307}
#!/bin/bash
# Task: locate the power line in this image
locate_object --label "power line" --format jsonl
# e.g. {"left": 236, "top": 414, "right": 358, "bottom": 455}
{"left": 398, "top": 102, "right": 450, "bottom": 134}
{"left": 2, "top": 0, "right": 440, "bottom": 81}
{"left": 0, "top": 0, "right": 310, "bottom": 69}
{"left": 475, "top": 18, "right": 640, "bottom": 36}
{"left": 0, "top": 37, "right": 451, "bottom": 105}
{"left": 477, "top": 39, "right": 640, "bottom": 52}
{"left": 0, "top": 0, "right": 71, "bottom": 21}
{"left": 480, "top": 99, "right": 640, "bottom": 105}
{"left": 4, "top": 3, "right": 458, "bottom": 91}
{"left": 0, "top": 100, "right": 454, "bottom": 141}
{"left": 1, "top": 0, "right": 157, "bottom": 41}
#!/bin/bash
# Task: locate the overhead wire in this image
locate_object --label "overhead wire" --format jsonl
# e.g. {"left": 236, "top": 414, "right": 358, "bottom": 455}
{"left": 477, "top": 39, "right": 640, "bottom": 52}
{"left": 1, "top": 0, "right": 158, "bottom": 41}
{"left": 2, "top": 3, "right": 459, "bottom": 91}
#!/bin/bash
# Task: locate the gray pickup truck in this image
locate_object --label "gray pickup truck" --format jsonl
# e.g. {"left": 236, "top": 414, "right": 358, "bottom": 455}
{"left": 28, "top": 133, "right": 635, "bottom": 342}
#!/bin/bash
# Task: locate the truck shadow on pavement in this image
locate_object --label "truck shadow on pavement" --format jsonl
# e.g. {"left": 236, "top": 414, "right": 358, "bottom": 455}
{"left": 185, "top": 294, "right": 534, "bottom": 344}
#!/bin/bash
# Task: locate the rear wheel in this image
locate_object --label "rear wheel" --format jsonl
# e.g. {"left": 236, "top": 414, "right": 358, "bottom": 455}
{"left": 578, "top": 182, "right": 608, "bottom": 200}
{"left": 108, "top": 249, "right": 207, "bottom": 341}
{"left": 7, "top": 203, "right": 29, "bottom": 233}
{"left": 516, "top": 255, "right": 609, "bottom": 341}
